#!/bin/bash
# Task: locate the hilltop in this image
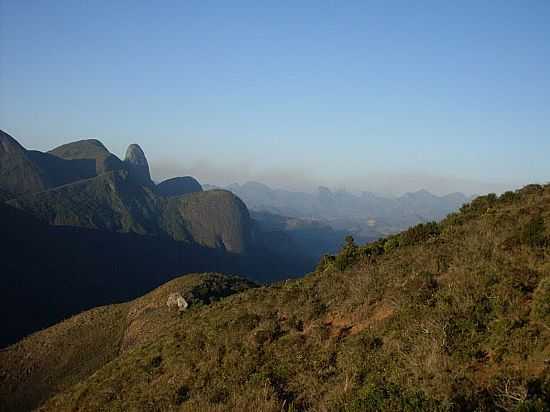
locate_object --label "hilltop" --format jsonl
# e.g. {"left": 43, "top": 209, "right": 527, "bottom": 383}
{"left": 2, "top": 183, "right": 549, "bottom": 411}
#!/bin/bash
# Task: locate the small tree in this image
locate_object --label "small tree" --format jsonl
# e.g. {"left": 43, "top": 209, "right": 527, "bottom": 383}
{"left": 335, "top": 235, "right": 359, "bottom": 271}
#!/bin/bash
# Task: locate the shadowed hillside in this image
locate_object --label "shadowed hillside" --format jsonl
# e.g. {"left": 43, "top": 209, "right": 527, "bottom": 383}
{"left": 2, "top": 184, "right": 549, "bottom": 411}
{"left": 8, "top": 172, "right": 255, "bottom": 255}
{"left": 0, "top": 130, "right": 51, "bottom": 196}
{"left": 0, "top": 201, "right": 311, "bottom": 348}
{"left": 0, "top": 132, "right": 316, "bottom": 347}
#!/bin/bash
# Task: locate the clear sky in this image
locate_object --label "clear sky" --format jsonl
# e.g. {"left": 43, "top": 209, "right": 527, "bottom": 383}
{"left": 1, "top": 1, "right": 549, "bottom": 195}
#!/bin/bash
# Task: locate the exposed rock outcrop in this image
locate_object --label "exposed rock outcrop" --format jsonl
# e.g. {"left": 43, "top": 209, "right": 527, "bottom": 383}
{"left": 124, "top": 144, "right": 153, "bottom": 187}
{"left": 163, "top": 190, "right": 253, "bottom": 254}
{"left": 166, "top": 292, "right": 189, "bottom": 311}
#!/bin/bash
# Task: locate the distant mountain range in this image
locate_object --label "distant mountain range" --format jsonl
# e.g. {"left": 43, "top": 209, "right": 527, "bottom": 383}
{"left": 205, "top": 181, "right": 471, "bottom": 239}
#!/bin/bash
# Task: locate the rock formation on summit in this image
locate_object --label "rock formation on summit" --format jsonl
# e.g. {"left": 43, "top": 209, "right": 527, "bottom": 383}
{"left": 124, "top": 144, "right": 153, "bottom": 186}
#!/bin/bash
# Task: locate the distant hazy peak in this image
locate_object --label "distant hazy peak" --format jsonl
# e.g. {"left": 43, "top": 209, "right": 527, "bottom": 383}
{"left": 241, "top": 181, "right": 271, "bottom": 191}
{"left": 124, "top": 144, "right": 152, "bottom": 186}
{"left": 125, "top": 144, "right": 147, "bottom": 165}
{"left": 402, "top": 189, "right": 436, "bottom": 199}
{"left": 443, "top": 192, "right": 470, "bottom": 200}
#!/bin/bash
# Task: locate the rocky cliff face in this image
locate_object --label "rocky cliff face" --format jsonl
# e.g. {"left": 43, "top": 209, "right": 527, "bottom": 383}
{"left": 163, "top": 190, "right": 253, "bottom": 254}
{"left": 124, "top": 144, "right": 153, "bottom": 187}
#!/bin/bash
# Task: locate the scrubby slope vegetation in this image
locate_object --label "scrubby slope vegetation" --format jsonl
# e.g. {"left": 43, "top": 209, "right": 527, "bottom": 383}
{"left": 2, "top": 184, "right": 549, "bottom": 411}
{"left": 0, "top": 274, "right": 253, "bottom": 412}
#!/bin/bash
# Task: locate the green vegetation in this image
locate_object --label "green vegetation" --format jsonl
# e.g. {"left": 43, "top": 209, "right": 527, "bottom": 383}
{"left": 2, "top": 184, "right": 550, "bottom": 411}
{"left": 533, "top": 277, "right": 550, "bottom": 325}
{"left": 0, "top": 274, "right": 253, "bottom": 412}
{"left": 8, "top": 171, "right": 254, "bottom": 253}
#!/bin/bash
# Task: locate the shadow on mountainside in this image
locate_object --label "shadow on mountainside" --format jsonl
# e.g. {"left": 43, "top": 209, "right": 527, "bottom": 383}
{"left": 0, "top": 203, "right": 311, "bottom": 348}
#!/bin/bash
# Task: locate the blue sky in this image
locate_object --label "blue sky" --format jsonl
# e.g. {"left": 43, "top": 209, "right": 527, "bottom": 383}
{"left": 1, "top": 1, "right": 549, "bottom": 194}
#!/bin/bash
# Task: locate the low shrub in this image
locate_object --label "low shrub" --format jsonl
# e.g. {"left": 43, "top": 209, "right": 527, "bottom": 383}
{"left": 532, "top": 276, "right": 550, "bottom": 324}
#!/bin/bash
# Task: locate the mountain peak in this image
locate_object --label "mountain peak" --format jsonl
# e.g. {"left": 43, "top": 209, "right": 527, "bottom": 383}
{"left": 125, "top": 144, "right": 147, "bottom": 164}
{"left": 157, "top": 176, "right": 203, "bottom": 197}
{"left": 0, "top": 130, "right": 51, "bottom": 196}
{"left": 0, "top": 129, "right": 26, "bottom": 154}
{"left": 49, "top": 139, "right": 123, "bottom": 175}
{"left": 124, "top": 144, "right": 152, "bottom": 186}
{"left": 49, "top": 139, "right": 110, "bottom": 159}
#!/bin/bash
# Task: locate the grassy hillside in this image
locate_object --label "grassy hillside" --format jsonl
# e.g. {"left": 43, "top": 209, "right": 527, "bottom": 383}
{"left": 3, "top": 184, "right": 550, "bottom": 411}
{"left": 0, "top": 274, "right": 254, "bottom": 412}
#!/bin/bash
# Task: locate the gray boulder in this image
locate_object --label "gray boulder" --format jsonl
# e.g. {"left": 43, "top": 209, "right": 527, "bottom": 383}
{"left": 166, "top": 292, "right": 189, "bottom": 311}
